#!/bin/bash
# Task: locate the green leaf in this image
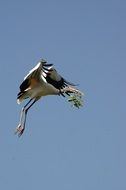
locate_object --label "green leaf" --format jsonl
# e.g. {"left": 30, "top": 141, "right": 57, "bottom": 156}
{"left": 68, "top": 93, "right": 84, "bottom": 109}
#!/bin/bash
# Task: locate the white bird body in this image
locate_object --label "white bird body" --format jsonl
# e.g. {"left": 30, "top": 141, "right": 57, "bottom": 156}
{"left": 16, "top": 59, "right": 83, "bottom": 137}
{"left": 17, "top": 61, "right": 60, "bottom": 104}
{"left": 17, "top": 75, "right": 60, "bottom": 104}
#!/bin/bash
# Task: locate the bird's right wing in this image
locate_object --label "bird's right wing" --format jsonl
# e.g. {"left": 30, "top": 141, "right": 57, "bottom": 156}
{"left": 42, "top": 63, "right": 84, "bottom": 108}
{"left": 41, "top": 64, "right": 83, "bottom": 98}
{"left": 42, "top": 66, "right": 75, "bottom": 89}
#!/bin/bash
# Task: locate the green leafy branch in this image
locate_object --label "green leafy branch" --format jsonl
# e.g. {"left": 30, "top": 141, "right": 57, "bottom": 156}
{"left": 68, "top": 93, "right": 84, "bottom": 109}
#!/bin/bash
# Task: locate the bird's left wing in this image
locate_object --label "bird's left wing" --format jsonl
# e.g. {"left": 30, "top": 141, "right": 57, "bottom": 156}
{"left": 19, "top": 60, "right": 53, "bottom": 92}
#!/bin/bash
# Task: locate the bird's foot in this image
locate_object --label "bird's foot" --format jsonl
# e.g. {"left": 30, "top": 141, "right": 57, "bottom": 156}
{"left": 15, "top": 124, "right": 25, "bottom": 137}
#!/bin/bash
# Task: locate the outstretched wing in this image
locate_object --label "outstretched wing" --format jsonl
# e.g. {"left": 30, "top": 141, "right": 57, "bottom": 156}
{"left": 18, "top": 60, "right": 52, "bottom": 92}
{"left": 42, "top": 65, "right": 76, "bottom": 96}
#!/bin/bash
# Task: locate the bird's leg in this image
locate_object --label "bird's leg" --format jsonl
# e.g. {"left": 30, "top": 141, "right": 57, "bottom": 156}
{"left": 15, "top": 98, "right": 34, "bottom": 137}
{"left": 20, "top": 99, "right": 38, "bottom": 136}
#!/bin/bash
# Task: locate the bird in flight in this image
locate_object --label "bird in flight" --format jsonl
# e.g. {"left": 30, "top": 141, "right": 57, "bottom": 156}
{"left": 15, "top": 59, "right": 83, "bottom": 137}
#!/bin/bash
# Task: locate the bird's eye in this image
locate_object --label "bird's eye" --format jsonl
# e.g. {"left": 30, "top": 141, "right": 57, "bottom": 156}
{"left": 41, "top": 59, "right": 46, "bottom": 63}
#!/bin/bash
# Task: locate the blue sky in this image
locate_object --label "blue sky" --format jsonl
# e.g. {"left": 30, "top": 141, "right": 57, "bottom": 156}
{"left": 0, "top": 0, "right": 126, "bottom": 189}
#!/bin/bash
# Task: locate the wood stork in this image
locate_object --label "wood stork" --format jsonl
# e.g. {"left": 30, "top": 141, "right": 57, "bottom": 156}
{"left": 15, "top": 59, "right": 83, "bottom": 137}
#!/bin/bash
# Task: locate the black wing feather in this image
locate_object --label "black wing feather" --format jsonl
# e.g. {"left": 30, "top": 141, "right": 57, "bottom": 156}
{"left": 19, "top": 78, "right": 30, "bottom": 92}
{"left": 46, "top": 76, "right": 65, "bottom": 89}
